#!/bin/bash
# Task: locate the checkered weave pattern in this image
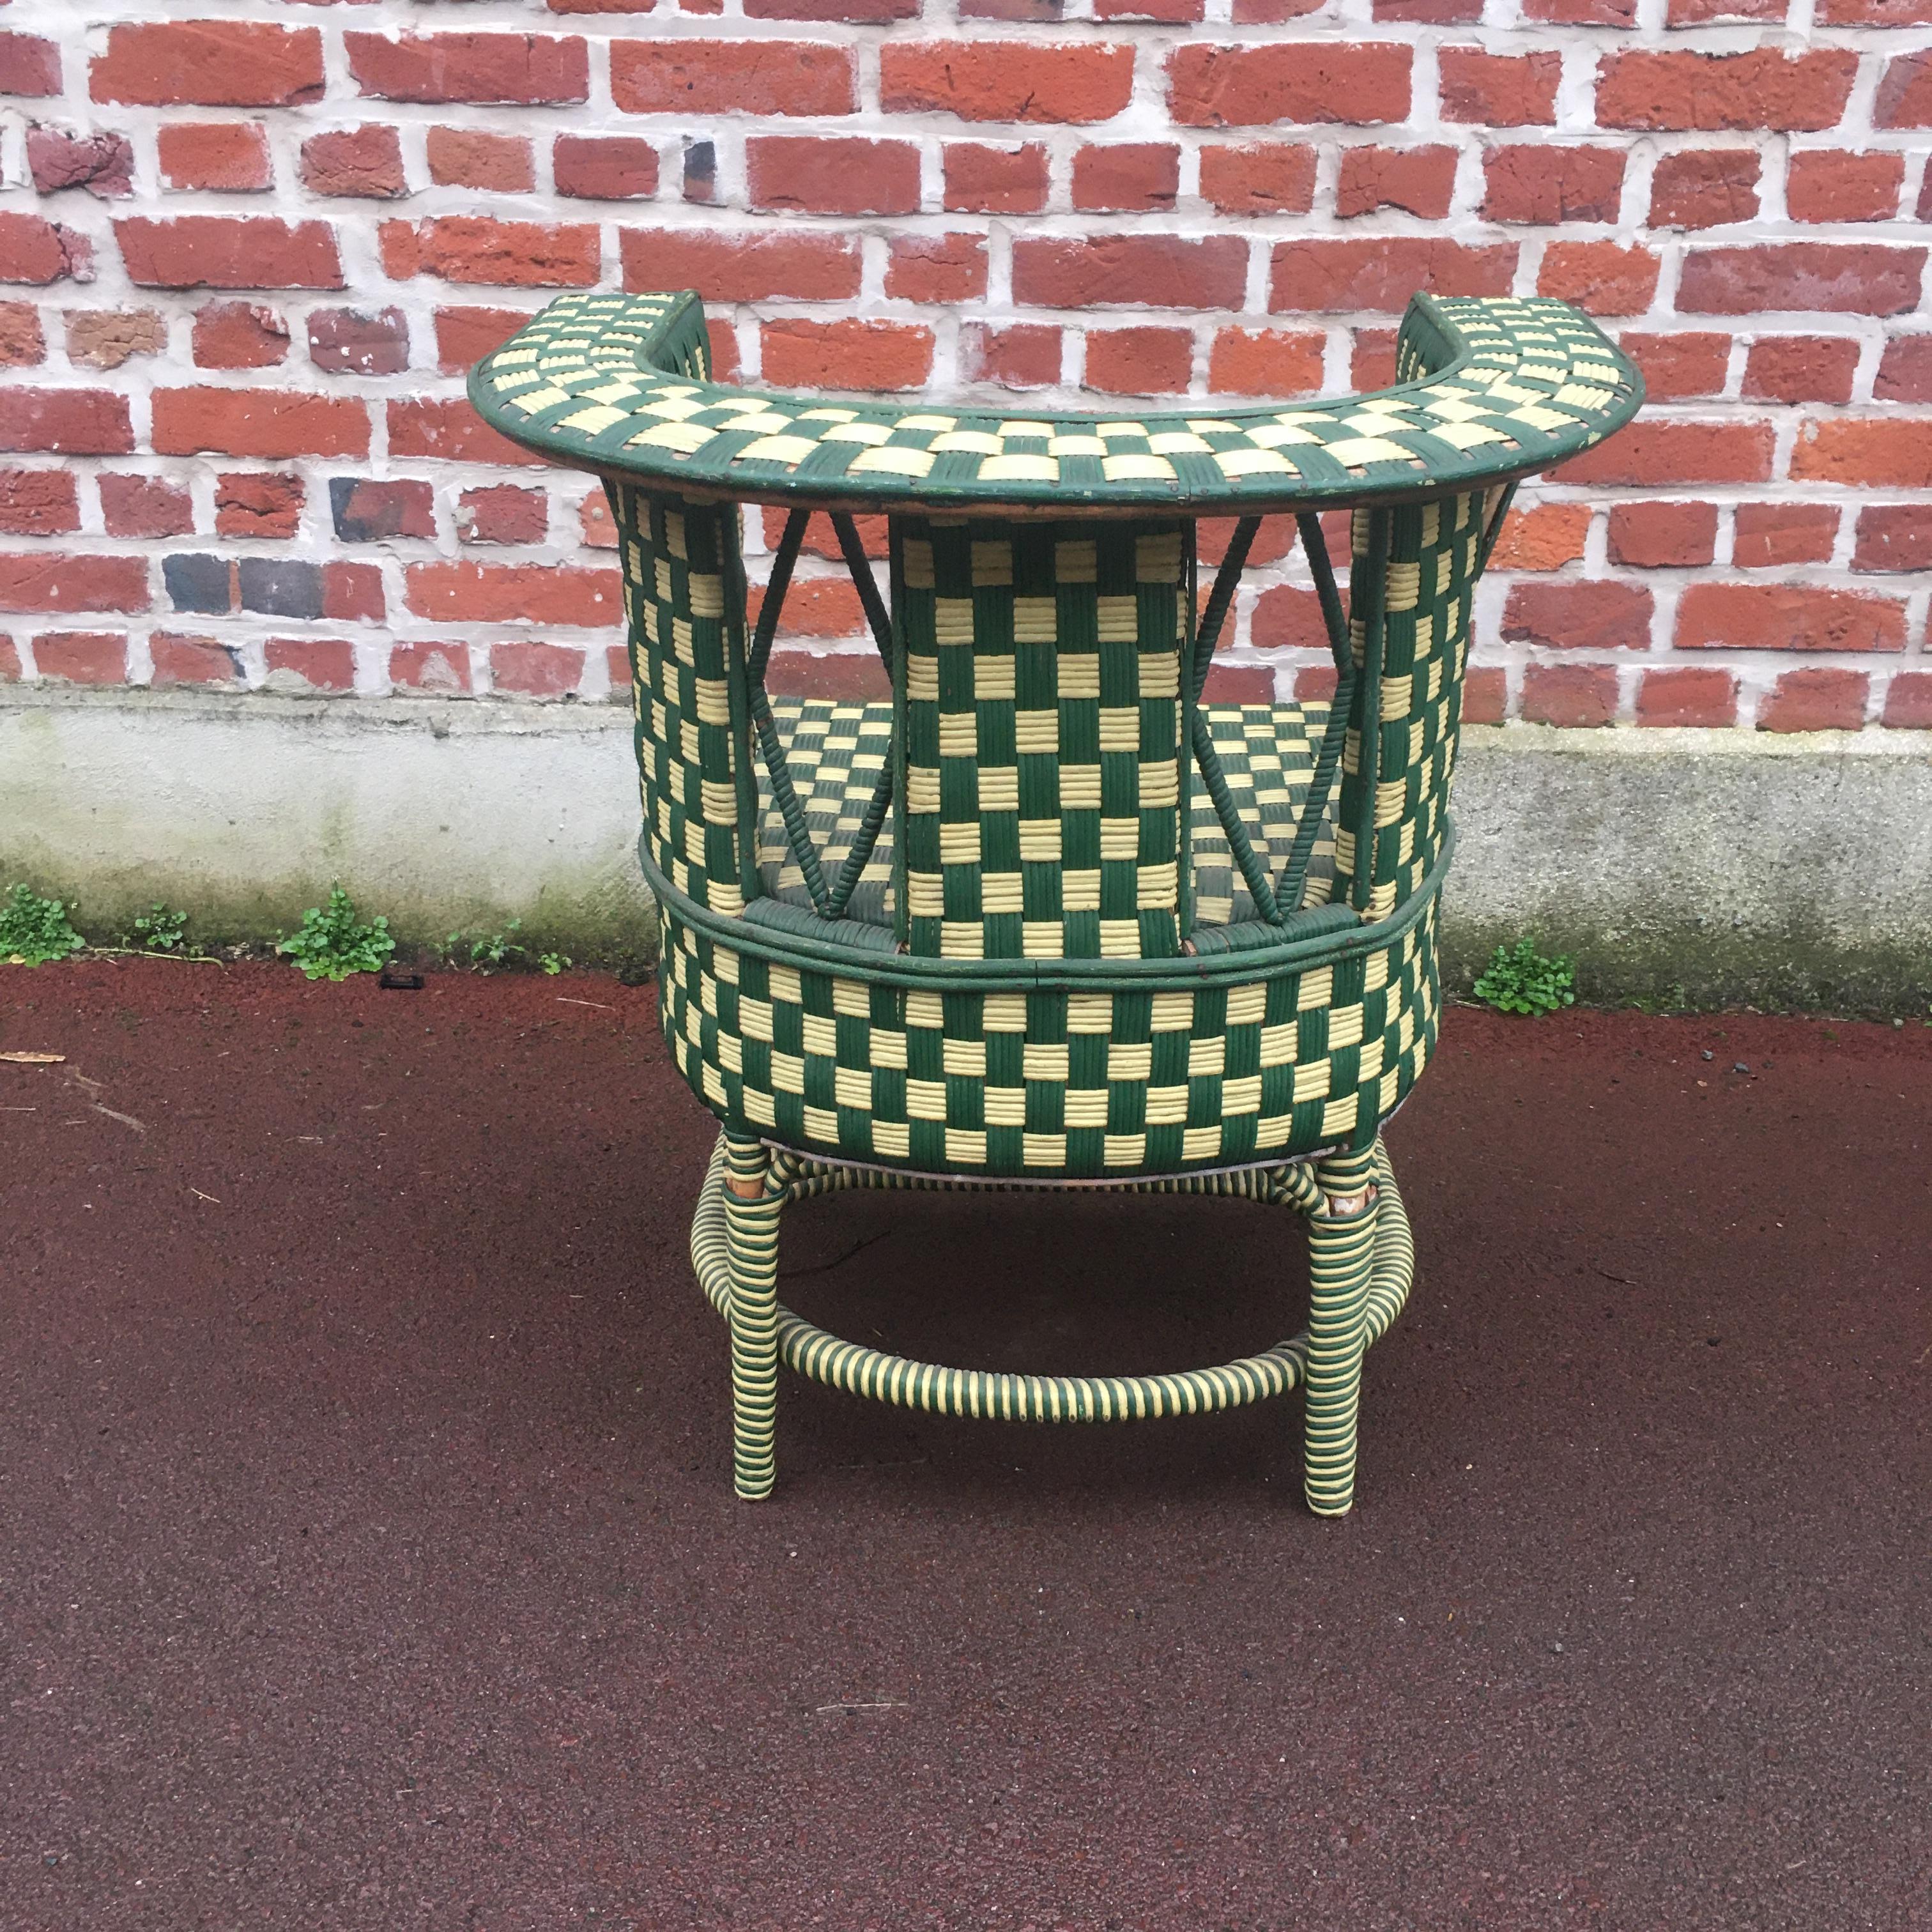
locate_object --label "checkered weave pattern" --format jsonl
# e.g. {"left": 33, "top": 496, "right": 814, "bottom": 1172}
{"left": 1333, "top": 487, "right": 1496, "bottom": 923}
{"left": 657, "top": 902, "right": 1440, "bottom": 1180}
{"left": 897, "top": 516, "right": 1188, "bottom": 961}
{"left": 757, "top": 697, "right": 1335, "bottom": 933}
{"left": 471, "top": 291, "right": 1642, "bottom": 516}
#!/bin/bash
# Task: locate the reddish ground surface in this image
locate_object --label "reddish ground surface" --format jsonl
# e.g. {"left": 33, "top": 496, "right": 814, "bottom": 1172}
{"left": 3, "top": 960, "right": 1930, "bottom": 1931}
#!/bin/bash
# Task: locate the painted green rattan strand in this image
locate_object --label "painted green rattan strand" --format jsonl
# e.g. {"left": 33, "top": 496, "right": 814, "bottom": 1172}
{"left": 693, "top": 1132, "right": 1410, "bottom": 1498}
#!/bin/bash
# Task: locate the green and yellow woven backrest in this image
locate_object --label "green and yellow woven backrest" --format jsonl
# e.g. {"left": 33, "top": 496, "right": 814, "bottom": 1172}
{"left": 896, "top": 516, "right": 1190, "bottom": 962}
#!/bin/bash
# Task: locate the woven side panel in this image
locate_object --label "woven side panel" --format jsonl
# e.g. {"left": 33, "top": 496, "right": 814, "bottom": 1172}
{"left": 894, "top": 516, "right": 1188, "bottom": 962}
{"left": 610, "top": 484, "right": 751, "bottom": 916}
{"left": 656, "top": 901, "right": 1442, "bottom": 1180}
{"left": 1333, "top": 489, "right": 1495, "bottom": 921}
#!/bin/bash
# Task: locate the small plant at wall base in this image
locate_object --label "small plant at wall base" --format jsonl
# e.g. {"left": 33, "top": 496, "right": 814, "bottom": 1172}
{"left": 0, "top": 885, "right": 86, "bottom": 967}
{"left": 279, "top": 886, "right": 395, "bottom": 982}
{"left": 1474, "top": 939, "right": 1577, "bottom": 1017}
{"left": 126, "top": 903, "right": 189, "bottom": 954}
{"left": 446, "top": 921, "right": 524, "bottom": 972}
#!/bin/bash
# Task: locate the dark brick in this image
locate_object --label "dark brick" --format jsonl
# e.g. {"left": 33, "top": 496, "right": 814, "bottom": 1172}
{"left": 238, "top": 556, "right": 323, "bottom": 620}
{"left": 162, "top": 552, "right": 232, "bottom": 615}
{"left": 329, "top": 477, "right": 435, "bottom": 543}
{"left": 307, "top": 305, "right": 409, "bottom": 376}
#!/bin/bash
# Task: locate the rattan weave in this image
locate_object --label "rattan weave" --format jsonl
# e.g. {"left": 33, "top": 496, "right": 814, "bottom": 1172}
{"left": 477, "top": 284, "right": 1641, "bottom": 1513}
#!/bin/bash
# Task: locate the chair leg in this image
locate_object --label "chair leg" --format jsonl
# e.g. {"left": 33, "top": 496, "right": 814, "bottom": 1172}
{"left": 722, "top": 1134, "right": 782, "bottom": 1500}
{"left": 1304, "top": 1144, "right": 1381, "bottom": 1517}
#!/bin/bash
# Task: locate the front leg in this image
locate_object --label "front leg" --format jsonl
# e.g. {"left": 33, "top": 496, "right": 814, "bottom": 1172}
{"left": 1303, "top": 1146, "right": 1380, "bottom": 1516}
{"left": 722, "top": 1134, "right": 783, "bottom": 1499}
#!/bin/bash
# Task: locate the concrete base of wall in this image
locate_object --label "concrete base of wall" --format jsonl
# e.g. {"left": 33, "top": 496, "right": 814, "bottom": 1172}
{"left": 5, "top": 689, "right": 1929, "bottom": 1011}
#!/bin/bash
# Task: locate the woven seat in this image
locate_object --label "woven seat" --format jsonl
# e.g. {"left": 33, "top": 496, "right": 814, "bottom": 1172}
{"left": 758, "top": 696, "right": 1335, "bottom": 933}
{"left": 473, "top": 284, "right": 1641, "bottom": 1513}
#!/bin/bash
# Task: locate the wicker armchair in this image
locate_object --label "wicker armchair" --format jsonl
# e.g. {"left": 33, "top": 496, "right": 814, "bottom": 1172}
{"left": 473, "top": 289, "right": 1640, "bottom": 1513}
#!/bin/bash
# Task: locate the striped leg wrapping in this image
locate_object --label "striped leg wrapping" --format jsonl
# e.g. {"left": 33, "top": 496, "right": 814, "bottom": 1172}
{"left": 689, "top": 1133, "right": 1415, "bottom": 1507}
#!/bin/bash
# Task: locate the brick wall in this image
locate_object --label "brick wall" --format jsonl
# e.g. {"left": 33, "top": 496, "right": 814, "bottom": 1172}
{"left": 1, "top": 3, "right": 1928, "bottom": 730}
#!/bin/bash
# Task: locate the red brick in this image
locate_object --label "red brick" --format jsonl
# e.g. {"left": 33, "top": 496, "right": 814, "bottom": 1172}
{"left": 0, "top": 389, "right": 134, "bottom": 456}
{"left": 959, "top": 323, "right": 1060, "bottom": 390}
{"left": 491, "top": 640, "right": 585, "bottom": 700}
{"left": 1821, "top": 0, "right": 1932, "bottom": 19}
{"left": 1617, "top": 331, "right": 1730, "bottom": 400}
{"left": 1538, "top": 241, "right": 1659, "bottom": 316}
{"left": 746, "top": 577, "right": 867, "bottom": 641}
{"left": 426, "top": 128, "right": 535, "bottom": 194}
{"left": 0, "top": 302, "right": 44, "bottom": 367}
{"left": 759, "top": 510, "right": 888, "bottom": 562}
{"left": 1529, "top": 0, "right": 1636, "bottom": 17}
{"left": 322, "top": 561, "right": 381, "bottom": 627}
{"left": 1207, "top": 328, "right": 1324, "bottom": 397}
{"left": 457, "top": 485, "right": 548, "bottom": 546}
{"left": 1759, "top": 668, "right": 1867, "bottom": 733}
{"left": 405, "top": 560, "right": 619, "bottom": 627}
{"left": 1438, "top": 49, "right": 1560, "bottom": 126}
{"left": 1351, "top": 327, "right": 1400, "bottom": 392}
{"left": 1667, "top": 0, "right": 1782, "bottom": 19}
{"left": 746, "top": 0, "right": 919, "bottom": 15}
{"left": 65, "top": 310, "right": 165, "bottom": 372}
{"left": 1168, "top": 44, "right": 1411, "bottom": 127}
{"left": 0, "top": 469, "right": 79, "bottom": 537}
{"left": 151, "top": 631, "right": 238, "bottom": 689}
{"left": 1637, "top": 668, "right": 1736, "bottom": 728}
{"left": 1084, "top": 326, "right": 1192, "bottom": 396}
{"left": 1874, "top": 337, "right": 1932, "bottom": 402}
{"left": 1554, "top": 420, "right": 1773, "bottom": 486}
{"left": 1503, "top": 581, "right": 1654, "bottom": 650}
{"left": 309, "top": 306, "right": 409, "bottom": 377}
{"left": 0, "top": 556, "right": 148, "bottom": 615}
{"left": 1851, "top": 505, "right": 1932, "bottom": 574}
{"left": 1677, "top": 583, "right": 1905, "bottom": 653}
{"left": 0, "top": 212, "right": 93, "bottom": 285}
{"left": 1268, "top": 238, "right": 1515, "bottom": 313}
{"left": 1199, "top": 144, "right": 1317, "bottom": 217}
{"left": 1095, "top": 0, "right": 1202, "bottom": 17}
{"left": 153, "top": 388, "right": 369, "bottom": 460}
{"left": 1230, "top": 0, "right": 1328, "bottom": 15}
{"left": 1607, "top": 501, "right": 1717, "bottom": 568}
{"left": 1202, "top": 515, "right": 1300, "bottom": 569}
{"left": 1480, "top": 145, "right": 1624, "bottom": 225}
{"left": 1375, "top": 0, "right": 1479, "bottom": 16}
{"left": 1195, "top": 664, "right": 1273, "bottom": 703}
{"left": 215, "top": 472, "right": 303, "bottom": 540}
{"left": 1488, "top": 503, "right": 1591, "bottom": 572}
{"left": 1733, "top": 503, "right": 1837, "bottom": 569}
{"left": 100, "top": 475, "right": 192, "bottom": 540}
{"left": 191, "top": 301, "right": 289, "bottom": 369}
{"left": 581, "top": 494, "right": 619, "bottom": 551}
{"left": 763, "top": 650, "right": 893, "bottom": 703}
{"left": 1335, "top": 146, "right": 1456, "bottom": 220}
{"left": 1882, "top": 671, "right": 1932, "bottom": 729}
{"left": 389, "top": 398, "right": 546, "bottom": 468}
{"left": 1742, "top": 336, "right": 1859, "bottom": 406}
{"left": 884, "top": 42, "right": 1132, "bottom": 123}
{"left": 1598, "top": 50, "right": 1859, "bottom": 132}
{"left": 1793, "top": 418, "right": 1932, "bottom": 488}
{"left": 553, "top": 135, "right": 658, "bottom": 201}
{"left": 1787, "top": 151, "right": 1904, "bottom": 224}
{"left": 264, "top": 637, "right": 356, "bottom": 694}
{"left": 1522, "top": 663, "right": 1617, "bottom": 727}
{"left": 748, "top": 137, "right": 920, "bottom": 216}
{"left": 0, "top": 634, "right": 17, "bottom": 682}
{"left": 1682, "top": 244, "right": 1926, "bottom": 317}
{"left": 1072, "top": 144, "right": 1180, "bottom": 213}
{"left": 0, "top": 32, "right": 61, "bottom": 98}
{"left": 1249, "top": 585, "right": 1328, "bottom": 651}
{"left": 613, "top": 40, "right": 852, "bottom": 116}
{"left": 761, "top": 318, "right": 932, "bottom": 392}
{"left": 300, "top": 127, "right": 407, "bottom": 200}
{"left": 331, "top": 479, "right": 436, "bottom": 544}
{"left": 1015, "top": 236, "right": 1247, "bottom": 311}
{"left": 27, "top": 128, "right": 133, "bottom": 199}
{"left": 884, "top": 234, "right": 987, "bottom": 304}
{"left": 34, "top": 631, "right": 128, "bottom": 684}
{"left": 390, "top": 641, "right": 472, "bottom": 696}
{"left": 618, "top": 229, "right": 859, "bottom": 303}
{"left": 942, "top": 144, "right": 1048, "bottom": 214}
{"left": 1875, "top": 50, "right": 1932, "bottom": 128}
{"left": 434, "top": 307, "right": 535, "bottom": 376}
{"left": 1648, "top": 150, "right": 1760, "bottom": 231}
{"left": 90, "top": 22, "right": 323, "bottom": 108}
{"left": 1460, "top": 666, "right": 1508, "bottom": 724}
{"left": 381, "top": 216, "right": 599, "bottom": 289}
{"left": 117, "top": 217, "right": 341, "bottom": 291}
{"left": 346, "top": 31, "right": 588, "bottom": 105}
{"left": 158, "top": 123, "right": 271, "bottom": 193}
